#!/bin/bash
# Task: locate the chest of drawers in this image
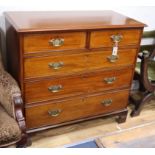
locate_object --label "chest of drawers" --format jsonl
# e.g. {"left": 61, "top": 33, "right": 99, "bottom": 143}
{"left": 5, "top": 11, "right": 145, "bottom": 133}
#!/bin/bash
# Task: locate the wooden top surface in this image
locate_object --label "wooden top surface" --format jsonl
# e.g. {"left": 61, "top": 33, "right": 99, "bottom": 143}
{"left": 4, "top": 11, "right": 145, "bottom": 32}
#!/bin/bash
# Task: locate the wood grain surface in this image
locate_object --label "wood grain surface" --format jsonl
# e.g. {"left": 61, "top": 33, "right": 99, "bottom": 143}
{"left": 26, "top": 89, "right": 129, "bottom": 129}
{"left": 90, "top": 29, "right": 142, "bottom": 48}
{"left": 23, "top": 32, "right": 86, "bottom": 53}
{"left": 24, "top": 67, "right": 132, "bottom": 103}
{"left": 24, "top": 49, "right": 137, "bottom": 79}
{"left": 4, "top": 11, "right": 145, "bottom": 32}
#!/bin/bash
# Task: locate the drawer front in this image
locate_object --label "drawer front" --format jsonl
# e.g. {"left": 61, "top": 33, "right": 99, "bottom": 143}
{"left": 90, "top": 29, "right": 141, "bottom": 48}
{"left": 24, "top": 49, "right": 136, "bottom": 79}
{"left": 23, "top": 32, "right": 86, "bottom": 53}
{"left": 24, "top": 53, "right": 87, "bottom": 79}
{"left": 88, "top": 48, "right": 137, "bottom": 70}
{"left": 24, "top": 67, "right": 133, "bottom": 104}
{"left": 26, "top": 89, "right": 129, "bottom": 129}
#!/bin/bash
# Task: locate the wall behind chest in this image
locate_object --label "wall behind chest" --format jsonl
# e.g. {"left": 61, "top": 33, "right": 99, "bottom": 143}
{"left": 0, "top": 1, "right": 155, "bottom": 30}
{"left": 0, "top": 0, "right": 155, "bottom": 68}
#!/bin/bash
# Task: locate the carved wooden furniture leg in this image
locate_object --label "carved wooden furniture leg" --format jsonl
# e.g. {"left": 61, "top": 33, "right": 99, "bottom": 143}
{"left": 131, "top": 92, "right": 155, "bottom": 117}
{"left": 16, "top": 136, "right": 32, "bottom": 148}
{"left": 116, "top": 109, "right": 128, "bottom": 123}
{"left": 13, "top": 95, "right": 32, "bottom": 147}
{"left": 131, "top": 49, "right": 155, "bottom": 117}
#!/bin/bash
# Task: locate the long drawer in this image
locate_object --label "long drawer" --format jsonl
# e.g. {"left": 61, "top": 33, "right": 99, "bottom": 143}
{"left": 23, "top": 32, "right": 86, "bottom": 53}
{"left": 24, "top": 67, "right": 133, "bottom": 103}
{"left": 26, "top": 89, "right": 129, "bottom": 129}
{"left": 90, "top": 29, "right": 141, "bottom": 48}
{"left": 24, "top": 49, "right": 137, "bottom": 79}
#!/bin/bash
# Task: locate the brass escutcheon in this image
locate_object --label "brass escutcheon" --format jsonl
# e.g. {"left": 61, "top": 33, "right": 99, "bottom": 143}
{"left": 107, "top": 55, "right": 119, "bottom": 63}
{"left": 48, "top": 62, "right": 64, "bottom": 70}
{"left": 49, "top": 38, "right": 64, "bottom": 47}
{"left": 48, "top": 85, "right": 63, "bottom": 93}
{"left": 48, "top": 109, "right": 62, "bottom": 117}
{"left": 104, "top": 77, "right": 116, "bottom": 84}
{"left": 101, "top": 99, "right": 113, "bottom": 106}
{"left": 111, "top": 34, "right": 123, "bottom": 42}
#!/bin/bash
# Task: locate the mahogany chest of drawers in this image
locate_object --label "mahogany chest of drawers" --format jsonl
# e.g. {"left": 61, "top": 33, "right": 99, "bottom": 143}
{"left": 4, "top": 11, "right": 145, "bottom": 133}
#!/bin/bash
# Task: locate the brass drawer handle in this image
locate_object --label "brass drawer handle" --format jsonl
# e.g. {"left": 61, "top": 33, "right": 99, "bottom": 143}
{"left": 48, "top": 85, "right": 62, "bottom": 93}
{"left": 104, "top": 77, "right": 116, "bottom": 84}
{"left": 107, "top": 55, "right": 119, "bottom": 63}
{"left": 48, "top": 62, "right": 64, "bottom": 70}
{"left": 48, "top": 109, "right": 62, "bottom": 117}
{"left": 101, "top": 99, "right": 113, "bottom": 106}
{"left": 49, "top": 38, "right": 64, "bottom": 47}
{"left": 111, "top": 34, "right": 123, "bottom": 42}
{"left": 108, "top": 34, "right": 122, "bottom": 63}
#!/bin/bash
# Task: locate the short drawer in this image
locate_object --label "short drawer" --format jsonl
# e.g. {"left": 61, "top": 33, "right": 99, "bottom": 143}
{"left": 24, "top": 53, "right": 87, "bottom": 79}
{"left": 90, "top": 29, "right": 141, "bottom": 48}
{"left": 26, "top": 89, "right": 129, "bottom": 129}
{"left": 23, "top": 32, "right": 86, "bottom": 53}
{"left": 87, "top": 48, "right": 137, "bottom": 70}
{"left": 24, "top": 67, "right": 133, "bottom": 104}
